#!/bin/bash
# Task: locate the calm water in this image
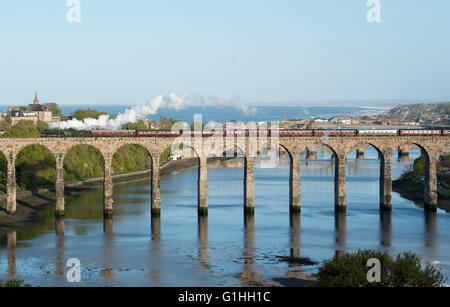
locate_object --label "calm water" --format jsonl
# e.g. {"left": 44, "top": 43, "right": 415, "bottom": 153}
{"left": 1, "top": 148, "right": 449, "bottom": 286}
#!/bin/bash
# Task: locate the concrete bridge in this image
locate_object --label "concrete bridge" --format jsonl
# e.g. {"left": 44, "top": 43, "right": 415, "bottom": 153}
{"left": 1, "top": 135, "right": 449, "bottom": 217}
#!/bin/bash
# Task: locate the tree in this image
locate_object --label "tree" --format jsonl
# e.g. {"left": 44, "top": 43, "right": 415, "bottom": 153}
{"left": 0, "top": 117, "right": 12, "bottom": 131}
{"left": 36, "top": 121, "right": 49, "bottom": 133}
{"left": 0, "top": 279, "right": 31, "bottom": 287}
{"left": 309, "top": 249, "right": 446, "bottom": 287}
{"left": 121, "top": 121, "right": 148, "bottom": 130}
{"left": 15, "top": 145, "right": 56, "bottom": 191}
{"left": 158, "top": 116, "right": 180, "bottom": 130}
{"left": 45, "top": 103, "right": 62, "bottom": 117}
{"left": 413, "top": 155, "right": 440, "bottom": 177}
{"left": 71, "top": 109, "right": 108, "bottom": 120}
{"left": 2, "top": 120, "right": 41, "bottom": 138}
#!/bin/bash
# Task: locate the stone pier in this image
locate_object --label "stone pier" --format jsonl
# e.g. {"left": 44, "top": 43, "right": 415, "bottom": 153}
{"left": 55, "top": 153, "right": 65, "bottom": 216}
{"left": 244, "top": 156, "right": 255, "bottom": 214}
{"left": 151, "top": 155, "right": 161, "bottom": 216}
{"left": 334, "top": 153, "right": 346, "bottom": 212}
{"left": 379, "top": 150, "right": 392, "bottom": 210}
{"left": 356, "top": 147, "right": 365, "bottom": 159}
{"left": 103, "top": 153, "right": 113, "bottom": 217}
{"left": 398, "top": 145, "right": 411, "bottom": 157}
{"left": 198, "top": 156, "right": 208, "bottom": 215}
{"left": 6, "top": 153, "right": 16, "bottom": 215}
{"left": 424, "top": 152, "right": 438, "bottom": 211}
{"left": 289, "top": 153, "right": 301, "bottom": 213}
{"left": 289, "top": 213, "right": 301, "bottom": 258}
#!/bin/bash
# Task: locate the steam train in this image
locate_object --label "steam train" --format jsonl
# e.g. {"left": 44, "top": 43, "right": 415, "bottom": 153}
{"left": 43, "top": 128, "right": 450, "bottom": 138}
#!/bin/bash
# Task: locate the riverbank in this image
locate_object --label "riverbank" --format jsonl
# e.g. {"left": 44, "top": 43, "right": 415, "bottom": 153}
{"left": 0, "top": 157, "right": 232, "bottom": 232}
{"left": 392, "top": 177, "right": 450, "bottom": 212}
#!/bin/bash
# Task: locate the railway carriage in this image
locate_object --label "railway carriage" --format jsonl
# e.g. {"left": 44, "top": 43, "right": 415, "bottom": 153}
{"left": 312, "top": 129, "right": 358, "bottom": 136}
{"left": 278, "top": 129, "right": 313, "bottom": 137}
{"left": 398, "top": 129, "right": 442, "bottom": 136}
{"left": 136, "top": 130, "right": 184, "bottom": 137}
{"left": 358, "top": 129, "right": 398, "bottom": 136}
{"left": 91, "top": 130, "right": 136, "bottom": 137}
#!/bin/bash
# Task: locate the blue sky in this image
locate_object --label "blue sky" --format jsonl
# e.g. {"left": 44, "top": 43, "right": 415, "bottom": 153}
{"left": 0, "top": 0, "right": 449, "bottom": 106}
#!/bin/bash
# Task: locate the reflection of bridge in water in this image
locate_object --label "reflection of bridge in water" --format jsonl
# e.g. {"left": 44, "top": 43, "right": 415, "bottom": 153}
{"left": 0, "top": 135, "right": 448, "bottom": 219}
{"left": 1, "top": 210, "right": 438, "bottom": 283}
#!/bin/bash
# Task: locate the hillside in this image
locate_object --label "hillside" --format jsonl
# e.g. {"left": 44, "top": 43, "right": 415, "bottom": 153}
{"left": 387, "top": 102, "right": 450, "bottom": 123}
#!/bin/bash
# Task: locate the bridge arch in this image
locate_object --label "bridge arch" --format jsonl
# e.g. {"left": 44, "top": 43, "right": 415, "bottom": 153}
{"left": 0, "top": 150, "right": 8, "bottom": 211}
{"left": 346, "top": 143, "right": 390, "bottom": 210}
{"left": 112, "top": 143, "right": 152, "bottom": 174}
{"left": 394, "top": 141, "right": 438, "bottom": 210}
{"left": 296, "top": 142, "right": 344, "bottom": 211}
{"left": 63, "top": 144, "right": 105, "bottom": 182}
{"left": 15, "top": 144, "right": 56, "bottom": 192}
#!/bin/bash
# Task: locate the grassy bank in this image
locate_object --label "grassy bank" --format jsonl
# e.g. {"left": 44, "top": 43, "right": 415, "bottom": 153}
{"left": 392, "top": 174, "right": 450, "bottom": 212}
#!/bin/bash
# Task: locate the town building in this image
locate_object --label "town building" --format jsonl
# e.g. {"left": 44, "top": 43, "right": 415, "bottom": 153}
{"left": 2, "top": 92, "right": 54, "bottom": 125}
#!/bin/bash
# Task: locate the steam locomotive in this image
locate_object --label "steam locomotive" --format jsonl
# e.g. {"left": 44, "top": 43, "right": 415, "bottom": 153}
{"left": 43, "top": 128, "right": 450, "bottom": 138}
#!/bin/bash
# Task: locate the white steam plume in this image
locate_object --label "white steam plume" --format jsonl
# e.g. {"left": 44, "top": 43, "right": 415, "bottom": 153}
{"left": 50, "top": 93, "right": 257, "bottom": 131}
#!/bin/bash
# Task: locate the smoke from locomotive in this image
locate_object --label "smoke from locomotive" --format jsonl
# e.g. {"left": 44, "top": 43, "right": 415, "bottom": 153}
{"left": 49, "top": 93, "right": 257, "bottom": 131}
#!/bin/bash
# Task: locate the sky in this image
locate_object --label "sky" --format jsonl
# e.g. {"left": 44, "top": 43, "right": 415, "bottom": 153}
{"left": 0, "top": 0, "right": 449, "bottom": 106}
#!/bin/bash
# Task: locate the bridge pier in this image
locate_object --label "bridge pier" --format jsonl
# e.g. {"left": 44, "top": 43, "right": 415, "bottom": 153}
{"left": 103, "top": 154, "right": 113, "bottom": 217}
{"left": 334, "top": 153, "right": 346, "bottom": 212}
{"left": 198, "top": 156, "right": 208, "bottom": 215}
{"left": 356, "top": 147, "right": 365, "bottom": 159}
{"left": 398, "top": 145, "right": 410, "bottom": 157}
{"left": 244, "top": 156, "right": 255, "bottom": 214}
{"left": 55, "top": 153, "right": 65, "bottom": 216}
{"left": 424, "top": 153, "right": 438, "bottom": 211}
{"left": 151, "top": 156, "right": 161, "bottom": 216}
{"left": 289, "top": 153, "right": 301, "bottom": 213}
{"left": 6, "top": 154, "right": 16, "bottom": 215}
{"left": 379, "top": 151, "right": 392, "bottom": 211}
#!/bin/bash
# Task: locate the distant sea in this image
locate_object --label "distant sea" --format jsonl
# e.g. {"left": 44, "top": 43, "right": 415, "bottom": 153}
{"left": 0, "top": 105, "right": 388, "bottom": 124}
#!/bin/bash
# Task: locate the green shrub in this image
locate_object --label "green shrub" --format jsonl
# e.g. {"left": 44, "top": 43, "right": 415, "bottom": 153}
{"left": 16, "top": 145, "right": 56, "bottom": 191}
{"left": 112, "top": 144, "right": 151, "bottom": 174}
{"left": 0, "top": 279, "right": 31, "bottom": 287}
{"left": 441, "top": 173, "right": 450, "bottom": 188}
{"left": 413, "top": 155, "right": 440, "bottom": 177}
{"left": 2, "top": 120, "right": 41, "bottom": 138}
{"left": 309, "top": 249, "right": 446, "bottom": 287}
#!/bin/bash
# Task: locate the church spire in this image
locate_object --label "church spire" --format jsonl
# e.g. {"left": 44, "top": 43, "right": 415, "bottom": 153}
{"left": 34, "top": 91, "right": 39, "bottom": 104}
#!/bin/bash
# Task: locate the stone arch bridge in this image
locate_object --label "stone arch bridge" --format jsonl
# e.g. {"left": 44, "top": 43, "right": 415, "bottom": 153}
{"left": 1, "top": 135, "right": 449, "bottom": 216}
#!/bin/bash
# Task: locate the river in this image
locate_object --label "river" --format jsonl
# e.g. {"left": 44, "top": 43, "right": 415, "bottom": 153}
{"left": 1, "top": 147, "right": 449, "bottom": 286}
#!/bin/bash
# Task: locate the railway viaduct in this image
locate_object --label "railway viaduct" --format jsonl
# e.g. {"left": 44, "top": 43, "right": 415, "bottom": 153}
{"left": 1, "top": 135, "right": 449, "bottom": 216}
